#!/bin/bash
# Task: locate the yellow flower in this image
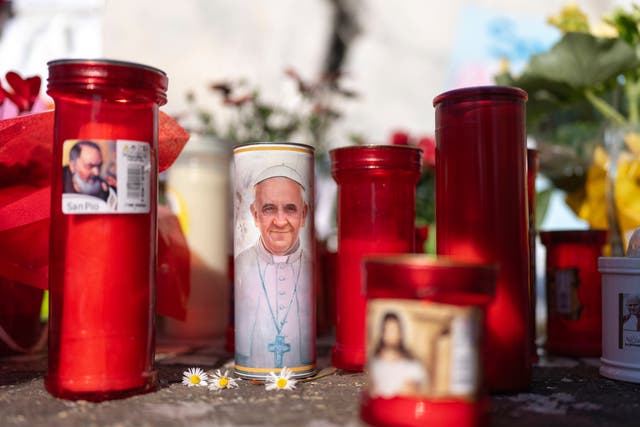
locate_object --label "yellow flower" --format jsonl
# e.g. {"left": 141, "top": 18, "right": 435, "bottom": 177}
{"left": 565, "top": 146, "right": 608, "bottom": 230}
{"left": 547, "top": 2, "right": 590, "bottom": 33}
{"left": 566, "top": 141, "right": 640, "bottom": 250}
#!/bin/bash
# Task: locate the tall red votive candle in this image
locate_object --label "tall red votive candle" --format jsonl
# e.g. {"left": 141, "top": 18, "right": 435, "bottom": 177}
{"left": 331, "top": 145, "right": 422, "bottom": 371}
{"left": 360, "top": 255, "right": 496, "bottom": 427}
{"left": 434, "top": 86, "right": 531, "bottom": 392}
{"left": 540, "top": 229, "right": 606, "bottom": 357}
{"left": 46, "top": 59, "right": 168, "bottom": 401}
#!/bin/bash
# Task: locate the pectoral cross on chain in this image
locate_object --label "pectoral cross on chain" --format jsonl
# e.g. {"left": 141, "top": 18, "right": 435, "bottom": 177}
{"left": 268, "top": 334, "right": 291, "bottom": 368}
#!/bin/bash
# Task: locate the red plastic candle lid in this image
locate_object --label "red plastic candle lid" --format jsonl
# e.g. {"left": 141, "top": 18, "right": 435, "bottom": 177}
{"left": 540, "top": 229, "right": 607, "bottom": 246}
{"left": 433, "top": 85, "right": 527, "bottom": 107}
{"left": 47, "top": 59, "right": 168, "bottom": 105}
{"left": 364, "top": 255, "right": 496, "bottom": 303}
{"left": 330, "top": 144, "right": 422, "bottom": 174}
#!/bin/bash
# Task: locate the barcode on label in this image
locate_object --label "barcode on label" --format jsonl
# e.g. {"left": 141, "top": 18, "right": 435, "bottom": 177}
{"left": 117, "top": 140, "right": 151, "bottom": 213}
{"left": 127, "top": 164, "right": 144, "bottom": 201}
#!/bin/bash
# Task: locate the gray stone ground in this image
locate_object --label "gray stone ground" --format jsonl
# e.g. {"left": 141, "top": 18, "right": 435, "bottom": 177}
{"left": 1, "top": 337, "right": 640, "bottom": 427}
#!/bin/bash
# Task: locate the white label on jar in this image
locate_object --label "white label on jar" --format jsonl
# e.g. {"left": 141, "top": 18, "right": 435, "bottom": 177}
{"left": 366, "top": 299, "right": 482, "bottom": 401}
{"left": 619, "top": 293, "right": 640, "bottom": 350}
{"left": 62, "top": 139, "right": 151, "bottom": 214}
{"left": 549, "top": 268, "right": 582, "bottom": 320}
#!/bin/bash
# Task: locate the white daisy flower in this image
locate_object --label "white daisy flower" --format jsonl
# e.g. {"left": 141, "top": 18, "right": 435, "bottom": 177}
{"left": 208, "top": 369, "right": 239, "bottom": 391}
{"left": 182, "top": 367, "right": 209, "bottom": 387}
{"left": 265, "top": 367, "right": 297, "bottom": 391}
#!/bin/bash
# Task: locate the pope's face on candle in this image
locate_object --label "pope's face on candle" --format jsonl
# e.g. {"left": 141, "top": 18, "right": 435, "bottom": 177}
{"left": 250, "top": 176, "right": 307, "bottom": 256}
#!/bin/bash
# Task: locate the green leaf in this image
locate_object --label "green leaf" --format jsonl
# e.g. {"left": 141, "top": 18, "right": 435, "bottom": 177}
{"left": 535, "top": 188, "right": 553, "bottom": 228}
{"left": 425, "top": 225, "right": 436, "bottom": 255}
{"left": 415, "top": 173, "right": 435, "bottom": 224}
{"left": 605, "top": 7, "right": 640, "bottom": 45}
{"left": 495, "top": 71, "right": 584, "bottom": 128}
{"left": 522, "top": 32, "right": 639, "bottom": 89}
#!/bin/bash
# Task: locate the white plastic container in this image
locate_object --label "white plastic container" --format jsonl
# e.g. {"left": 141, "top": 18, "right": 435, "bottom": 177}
{"left": 599, "top": 256, "right": 640, "bottom": 383}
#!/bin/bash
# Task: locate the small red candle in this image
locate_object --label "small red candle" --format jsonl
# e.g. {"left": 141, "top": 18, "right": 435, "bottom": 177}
{"left": 434, "top": 86, "right": 531, "bottom": 392}
{"left": 361, "top": 255, "right": 496, "bottom": 427}
{"left": 45, "top": 59, "right": 167, "bottom": 401}
{"left": 330, "top": 145, "right": 422, "bottom": 371}
{"left": 540, "top": 229, "right": 606, "bottom": 357}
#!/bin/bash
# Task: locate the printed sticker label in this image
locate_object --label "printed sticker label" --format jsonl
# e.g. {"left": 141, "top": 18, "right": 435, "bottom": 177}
{"left": 232, "top": 143, "right": 316, "bottom": 379}
{"left": 619, "top": 293, "right": 640, "bottom": 350}
{"left": 548, "top": 267, "right": 582, "bottom": 320}
{"left": 62, "top": 139, "right": 151, "bottom": 214}
{"left": 366, "top": 299, "right": 482, "bottom": 401}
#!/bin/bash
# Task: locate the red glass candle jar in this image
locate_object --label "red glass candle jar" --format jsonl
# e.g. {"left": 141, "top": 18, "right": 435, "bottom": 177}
{"left": 527, "top": 148, "right": 539, "bottom": 360}
{"left": 46, "top": 59, "right": 167, "bottom": 401}
{"left": 540, "top": 229, "right": 607, "bottom": 356}
{"left": 331, "top": 145, "right": 422, "bottom": 371}
{"left": 361, "top": 255, "right": 496, "bottom": 427}
{"left": 434, "top": 86, "right": 531, "bottom": 392}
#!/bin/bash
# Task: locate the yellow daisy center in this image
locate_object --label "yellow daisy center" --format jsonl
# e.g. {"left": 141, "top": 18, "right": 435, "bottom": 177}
{"left": 277, "top": 378, "right": 288, "bottom": 388}
{"left": 219, "top": 377, "right": 229, "bottom": 387}
{"left": 190, "top": 375, "right": 201, "bottom": 385}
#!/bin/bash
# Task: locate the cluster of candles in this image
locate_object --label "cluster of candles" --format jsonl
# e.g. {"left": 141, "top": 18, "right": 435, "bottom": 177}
{"left": 42, "top": 59, "right": 639, "bottom": 427}
{"left": 333, "top": 88, "right": 530, "bottom": 426}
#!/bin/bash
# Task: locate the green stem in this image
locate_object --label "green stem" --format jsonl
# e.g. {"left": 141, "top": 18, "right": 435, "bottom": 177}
{"left": 625, "top": 77, "right": 640, "bottom": 125}
{"left": 584, "top": 88, "right": 627, "bottom": 126}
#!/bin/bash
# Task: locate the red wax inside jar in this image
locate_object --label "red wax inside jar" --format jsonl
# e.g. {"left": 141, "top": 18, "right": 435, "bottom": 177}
{"left": 330, "top": 146, "right": 422, "bottom": 371}
{"left": 540, "top": 230, "right": 606, "bottom": 357}
{"left": 434, "top": 86, "right": 531, "bottom": 392}
{"left": 334, "top": 238, "right": 411, "bottom": 369}
{"left": 45, "top": 60, "right": 167, "bottom": 401}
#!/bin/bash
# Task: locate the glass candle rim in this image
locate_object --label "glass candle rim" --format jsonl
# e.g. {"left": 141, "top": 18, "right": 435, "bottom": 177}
{"left": 433, "top": 85, "right": 527, "bottom": 107}
{"left": 330, "top": 144, "right": 422, "bottom": 173}
{"left": 330, "top": 144, "right": 421, "bottom": 155}
{"left": 47, "top": 58, "right": 168, "bottom": 105}
{"left": 540, "top": 229, "right": 608, "bottom": 245}
{"left": 47, "top": 58, "right": 166, "bottom": 76}
{"left": 364, "top": 254, "right": 497, "bottom": 299}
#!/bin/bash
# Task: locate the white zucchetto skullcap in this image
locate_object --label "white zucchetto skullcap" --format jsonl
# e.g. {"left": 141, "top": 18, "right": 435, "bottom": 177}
{"left": 253, "top": 164, "right": 305, "bottom": 190}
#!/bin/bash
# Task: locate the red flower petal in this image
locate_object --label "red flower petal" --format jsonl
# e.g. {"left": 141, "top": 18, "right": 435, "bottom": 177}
{"left": 417, "top": 136, "right": 436, "bottom": 167}
{"left": 4, "top": 71, "right": 42, "bottom": 113}
{"left": 26, "top": 76, "right": 42, "bottom": 106}
{"left": 390, "top": 131, "right": 410, "bottom": 146}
